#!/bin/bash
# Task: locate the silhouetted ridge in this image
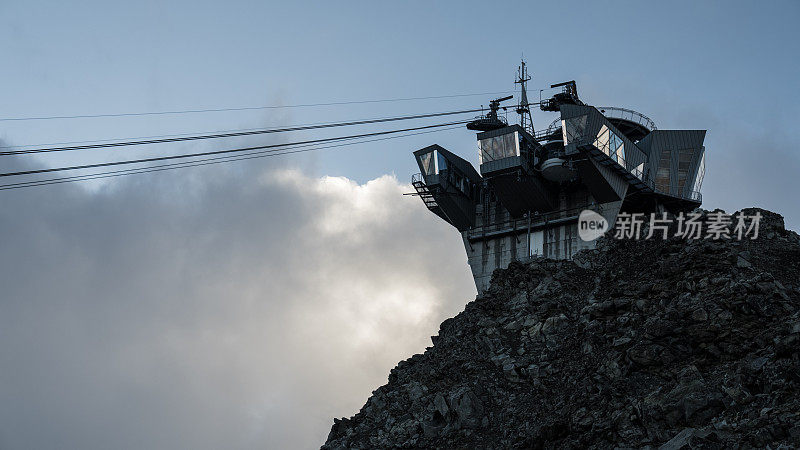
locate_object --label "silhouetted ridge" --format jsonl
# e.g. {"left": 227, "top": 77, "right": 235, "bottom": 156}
{"left": 324, "top": 208, "right": 800, "bottom": 449}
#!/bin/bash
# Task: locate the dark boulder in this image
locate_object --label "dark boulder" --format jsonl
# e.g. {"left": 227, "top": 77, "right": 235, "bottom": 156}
{"left": 323, "top": 208, "right": 800, "bottom": 448}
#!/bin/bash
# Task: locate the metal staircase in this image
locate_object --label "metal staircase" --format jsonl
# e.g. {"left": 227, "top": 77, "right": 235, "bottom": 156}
{"left": 412, "top": 174, "right": 439, "bottom": 209}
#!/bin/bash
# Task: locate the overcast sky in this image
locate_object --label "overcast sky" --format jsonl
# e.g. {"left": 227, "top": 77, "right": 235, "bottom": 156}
{"left": 1, "top": 1, "right": 799, "bottom": 449}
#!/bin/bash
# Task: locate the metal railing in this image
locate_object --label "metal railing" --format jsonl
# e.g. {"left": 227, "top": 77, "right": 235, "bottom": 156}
{"left": 534, "top": 125, "right": 561, "bottom": 141}
{"left": 546, "top": 118, "right": 562, "bottom": 135}
{"left": 468, "top": 108, "right": 510, "bottom": 125}
{"left": 634, "top": 173, "right": 702, "bottom": 203}
{"left": 542, "top": 105, "right": 656, "bottom": 141}
{"left": 467, "top": 205, "right": 593, "bottom": 239}
{"left": 597, "top": 106, "right": 657, "bottom": 131}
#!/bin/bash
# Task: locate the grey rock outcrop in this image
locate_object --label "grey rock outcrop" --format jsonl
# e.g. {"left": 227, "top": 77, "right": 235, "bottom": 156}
{"left": 323, "top": 209, "right": 800, "bottom": 448}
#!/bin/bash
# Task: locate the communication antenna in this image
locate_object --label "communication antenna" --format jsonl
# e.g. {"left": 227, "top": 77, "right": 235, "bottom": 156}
{"left": 515, "top": 60, "right": 534, "bottom": 133}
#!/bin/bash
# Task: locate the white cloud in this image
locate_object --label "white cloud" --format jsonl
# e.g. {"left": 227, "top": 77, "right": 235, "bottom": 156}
{"left": 0, "top": 163, "right": 476, "bottom": 450}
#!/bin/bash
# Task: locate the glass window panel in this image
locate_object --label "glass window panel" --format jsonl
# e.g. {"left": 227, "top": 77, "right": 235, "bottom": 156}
{"left": 510, "top": 132, "right": 521, "bottom": 157}
{"left": 602, "top": 130, "right": 624, "bottom": 165}
{"left": 613, "top": 133, "right": 621, "bottom": 153}
{"left": 500, "top": 135, "right": 509, "bottom": 158}
{"left": 436, "top": 151, "right": 447, "bottom": 172}
{"left": 676, "top": 148, "right": 694, "bottom": 193}
{"left": 609, "top": 134, "right": 616, "bottom": 162}
{"left": 479, "top": 137, "right": 494, "bottom": 163}
{"left": 594, "top": 125, "right": 610, "bottom": 155}
{"left": 479, "top": 138, "right": 495, "bottom": 163}
{"left": 655, "top": 149, "right": 672, "bottom": 193}
{"left": 610, "top": 132, "right": 619, "bottom": 162}
{"left": 692, "top": 152, "right": 705, "bottom": 193}
{"left": 562, "top": 115, "right": 588, "bottom": 145}
{"left": 634, "top": 162, "right": 644, "bottom": 180}
{"left": 615, "top": 143, "right": 625, "bottom": 166}
{"left": 419, "top": 151, "right": 435, "bottom": 175}
{"left": 479, "top": 131, "right": 519, "bottom": 162}
{"left": 504, "top": 133, "right": 516, "bottom": 158}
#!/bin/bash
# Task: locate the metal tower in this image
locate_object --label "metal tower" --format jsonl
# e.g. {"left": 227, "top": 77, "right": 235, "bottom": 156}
{"left": 515, "top": 60, "right": 534, "bottom": 134}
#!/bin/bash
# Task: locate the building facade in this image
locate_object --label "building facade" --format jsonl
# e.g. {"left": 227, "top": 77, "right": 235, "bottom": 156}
{"left": 412, "top": 78, "right": 706, "bottom": 292}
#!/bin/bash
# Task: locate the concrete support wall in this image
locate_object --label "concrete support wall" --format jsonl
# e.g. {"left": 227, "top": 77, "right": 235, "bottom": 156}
{"left": 462, "top": 231, "right": 528, "bottom": 293}
{"left": 461, "top": 185, "right": 607, "bottom": 292}
{"left": 462, "top": 221, "right": 598, "bottom": 293}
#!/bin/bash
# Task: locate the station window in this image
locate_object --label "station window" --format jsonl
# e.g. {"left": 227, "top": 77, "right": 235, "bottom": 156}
{"left": 562, "top": 115, "right": 588, "bottom": 145}
{"left": 436, "top": 151, "right": 447, "bottom": 172}
{"left": 594, "top": 125, "right": 610, "bottom": 155}
{"left": 593, "top": 124, "right": 625, "bottom": 167}
{"left": 676, "top": 148, "right": 694, "bottom": 193}
{"left": 610, "top": 131, "right": 625, "bottom": 166}
{"left": 479, "top": 131, "right": 519, "bottom": 164}
{"left": 418, "top": 149, "right": 450, "bottom": 175}
{"left": 633, "top": 162, "right": 644, "bottom": 180}
{"left": 419, "top": 151, "right": 435, "bottom": 175}
{"left": 692, "top": 152, "right": 705, "bottom": 193}
{"left": 655, "top": 149, "right": 672, "bottom": 193}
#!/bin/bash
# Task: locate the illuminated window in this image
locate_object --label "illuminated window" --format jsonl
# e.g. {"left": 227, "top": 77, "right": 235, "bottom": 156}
{"left": 593, "top": 124, "right": 625, "bottom": 166}
{"left": 562, "top": 115, "right": 588, "bottom": 145}
{"left": 594, "top": 125, "right": 610, "bottom": 156}
{"left": 610, "top": 132, "right": 625, "bottom": 166}
{"left": 633, "top": 162, "right": 644, "bottom": 180}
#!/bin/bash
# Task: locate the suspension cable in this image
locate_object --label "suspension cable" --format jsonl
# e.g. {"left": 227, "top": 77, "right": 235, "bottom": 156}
{"left": 0, "top": 125, "right": 465, "bottom": 191}
{"left": 0, "top": 109, "right": 481, "bottom": 156}
{"left": 0, "top": 120, "right": 469, "bottom": 178}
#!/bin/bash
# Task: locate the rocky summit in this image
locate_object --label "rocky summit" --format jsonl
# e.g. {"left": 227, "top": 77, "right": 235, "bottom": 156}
{"left": 323, "top": 208, "right": 800, "bottom": 449}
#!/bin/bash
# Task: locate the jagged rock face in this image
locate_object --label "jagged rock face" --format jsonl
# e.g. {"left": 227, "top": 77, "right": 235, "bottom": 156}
{"left": 323, "top": 209, "right": 800, "bottom": 449}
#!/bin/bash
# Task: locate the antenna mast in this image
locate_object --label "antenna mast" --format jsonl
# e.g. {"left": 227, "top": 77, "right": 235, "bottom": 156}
{"left": 515, "top": 59, "right": 534, "bottom": 134}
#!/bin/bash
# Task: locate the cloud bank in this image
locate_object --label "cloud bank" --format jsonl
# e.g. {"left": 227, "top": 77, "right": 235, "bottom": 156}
{"left": 0, "top": 160, "right": 476, "bottom": 449}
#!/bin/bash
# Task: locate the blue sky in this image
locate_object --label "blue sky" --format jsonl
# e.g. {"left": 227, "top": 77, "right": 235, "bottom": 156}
{"left": 2, "top": 1, "right": 799, "bottom": 226}
{"left": 1, "top": 2, "right": 799, "bottom": 448}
